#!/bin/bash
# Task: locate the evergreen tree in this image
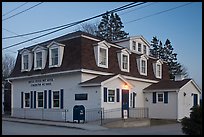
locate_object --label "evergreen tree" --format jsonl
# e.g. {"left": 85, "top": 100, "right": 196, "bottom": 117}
{"left": 150, "top": 36, "right": 159, "bottom": 58}
{"left": 181, "top": 105, "right": 202, "bottom": 135}
{"left": 97, "top": 12, "right": 110, "bottom": 40}
{"left": 96, "top": 12, "right": 129, "bottom": 41}
{"left": 150, "top": 37, "right": 189, "bottom": 80}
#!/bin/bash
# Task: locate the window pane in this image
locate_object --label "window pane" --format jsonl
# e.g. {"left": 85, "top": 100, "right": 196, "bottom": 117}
{"left": 122, "top": 55, "right": 128, "bottom": 69}
{"left": 158, "top": 93, "right": 163, "bottom": 102}
{"left": 157, "top": 64, "right": 161, "bottom": 77}
{"left": 108, "top": 90, "right": 115, "bottom": 102}
{"left": 138, "top": 43, "right": 141, "bottom": 52}
{"left": 132, "top": 41, "right": 136, "bottom": 50}
{"left": 141, "top": 60, "right": 146, "bottom": 73}
{"left": 36, "top": 52, "right": 42, "bottom": 68}
{"left": 25, "top": 93, "right": 30, "bottom": 107}
{"left": 143, "top": 45, "right": 146, "bottom": 54}
{"left": 53, "top": 91, "right": 59, "bottom": 107}
{"left": 23, "top": 55, "right": 28, "bottom": 69}
{"left": 99, "top": 48, "right": 107, "bottom": 65}
{"left": 51, "top": 48, "right": 58, "bottom": 65}
{"left": 37, "top": 92, "right": 43, "bottom": 107}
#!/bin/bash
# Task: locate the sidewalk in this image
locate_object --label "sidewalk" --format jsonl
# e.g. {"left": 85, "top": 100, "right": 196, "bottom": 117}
{"left": 2, "top": 116, "right": 108, "bottom": 131}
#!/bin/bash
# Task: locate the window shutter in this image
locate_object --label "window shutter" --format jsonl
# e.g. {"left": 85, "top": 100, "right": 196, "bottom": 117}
{"left": 21, "top": 92, "right": 24, "bottom": 108}
{"left": 153, "top": 92, "right": 156, "bottom": 103}
{"left": 164, "top": 92, "right": 168, "bottom": 104}
{"left": 104, "top": 87, "right": 107, "bottom": 102}
{"left": 48, "top": 90, "right": 52, "bottom": 108}
{"left": 44, "top": 90, "right": 47, "bottom": 109}
{"left": 34, "top": 91, "right": 36, "bottom": 108}
{"left": 30, "top": 91, "right": 33, "bottom": 108}
{"left": 60, "top": 89, "right": 64, "bottom": 109}
{"left": 116, "top": 88, "right": 120, "bottom": 102}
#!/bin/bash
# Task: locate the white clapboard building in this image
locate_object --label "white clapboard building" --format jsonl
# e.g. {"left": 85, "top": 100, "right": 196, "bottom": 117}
{"left": 8, "top": 31, "right": 201, "bottom": 122}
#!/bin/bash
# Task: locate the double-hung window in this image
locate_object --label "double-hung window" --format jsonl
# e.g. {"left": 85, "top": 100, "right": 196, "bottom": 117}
{"left": 157, "top": 93, "right": 163, "bottom": 102}
{"left": 122, "top": 54, "right": 128, "bottom": 70}
{"left": 141, "top": 60, "right": 146, "bottom": 74}
{"left": 143, "top": 45, "right": 147, "bottom": 54}
{"left": 157, "top": 64, "right": 161, "bottom": 77}
{"left": 24, "top": 93, "right": 30, "bottom": 108}
{"left": 132, "top": 41, "right": 136, "bottom": 51}
{"left": 53, "top": 91, "right": 60, "bottom": 108}
{"left": 138, "top": 43, "right": 141, "bottom": 52}
{"left": 36, "top": 52, "right": 42, "bottom": 68}
{"left": 108, "top": 90, "right": 115, "bottom": 102}
{"left": 99, "top": 48, "right": 107, "bottom": 66}
{"left": 51, "top": 48, "right": 58, "bottom": 66}
{"left": 37, "top": 92, "right": 43, "bottom": 108}
{"left": 23, "top": 55, "right": 29, "bottom": 70}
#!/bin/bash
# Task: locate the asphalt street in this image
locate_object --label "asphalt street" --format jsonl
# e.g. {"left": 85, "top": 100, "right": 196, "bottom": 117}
{"left": 2, "top": 121, "right": 185, "bottom": 135}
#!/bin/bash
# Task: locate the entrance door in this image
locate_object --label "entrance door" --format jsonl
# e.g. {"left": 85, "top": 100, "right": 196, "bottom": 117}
{"left": 122, "top": 89, "right": 129, "bottom": 118}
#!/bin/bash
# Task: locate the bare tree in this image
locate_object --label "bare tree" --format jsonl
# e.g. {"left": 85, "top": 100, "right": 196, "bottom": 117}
{"left": 75, "top": 21, "right": 99, "bottom": 36}
{"left": 2, "top": 54, "right": 16, "bottom": 80}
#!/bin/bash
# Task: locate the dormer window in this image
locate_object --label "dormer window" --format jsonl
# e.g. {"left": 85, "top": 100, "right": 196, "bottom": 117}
{"left": 32, "top": 45, "right": 47, "bottom": 70}
{"left": 117, "top": 48, "right": 131, "bottom": 72}
{"left": 36, "top": 52, "right": 42, "bottom": 68}
{"left": 20, "top": 49, "right": 33, "bottom": 72}
{"left": 94, "top": 40, "right": 110, "bottom": 68}
{"left": 23, "top": 54, "right": 29, "bottom": 70}
{"left": 122, "top": 54, "right": 128, "bottom": 70}
{"left": 143, "top": 45, "right": 147, "bottom": 54}
{"left": 140, "top": 59, "right": 147, "bottom": 75}
{"left": 51, "top": 48, "right": 58, "bottom": 66}
{"left": 138, "top": 43, "right": 141, "bottom": 52}
{"left": 48, "top": 41, "right": 65, "bottom": 68}
{"left": 99, "top": 47, "right": 107, "bottom": 66}
{"left": 153, "top": 59, "right": 163, "bottom": 79}
{"left": 136, "top": 54, "right": 149, "bottom": 76}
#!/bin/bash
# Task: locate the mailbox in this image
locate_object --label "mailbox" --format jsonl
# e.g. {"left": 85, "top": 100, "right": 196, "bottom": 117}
{"left": 73, "top": 105, "right": 85, "bottom": 123}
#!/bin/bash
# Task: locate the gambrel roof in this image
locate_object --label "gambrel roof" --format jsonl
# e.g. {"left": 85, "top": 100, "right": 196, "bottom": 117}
{"left": 9, "top": 31, "right": 170, "bottom": 81}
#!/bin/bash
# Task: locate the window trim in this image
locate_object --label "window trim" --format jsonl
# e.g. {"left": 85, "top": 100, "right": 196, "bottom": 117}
{"left": 156, "top": 63, "right": 162, "bottom": 79}
{"left": 121, "top": 53, "right": 129, "bottom": 72}
{"left": 34, "top": 51, "right": 43, "bottom": 70}
{"left": 140, "top": 58, "right": 147, "bottom": 76}
{"left": 37, "top": 91, "right": 44, "bottom": 108}
{"left": 157, "top": 93, "right": 164, "bottom": 103}
{"left": 98, "top": 46, "right": 108, "bottom": 68}
{"left": 137, "top": 42, "right": 142, "bottom": 53}
{"left": 143, "top": 45, "right": 147, "bottom": 54}
{"left": 22, "top": 54, "right": 29, "bottom": 71}
{"left": 49, "top": 47, "right": 59, "bottom": 68}
{"left": 52, "top": 91, "right": 60, "bottom": 108}
{"left": 108, "top": 89, "right": 115, "bottom": 103}
{"left": 132, "top": 41, "right": 136, "bottom": 51}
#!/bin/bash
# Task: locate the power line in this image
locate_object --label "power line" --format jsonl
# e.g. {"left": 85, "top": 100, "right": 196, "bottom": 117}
{"left": 2, "top": 2, "right": 28, "bottom": 17}
{"left": 2, "top": 2, "right": 44, "bottom": 21}
{"left": 2, "top": 28, "right": 39, "bottom": 44}
{"left": 125, "top": 2, "right": 193, "bottom": 24}
{"left": 119, "top": 2, "right": 158, "bottom": 16}
{"left": 2, "top": 2, "right": 144, "bottom": 40}
{"left": 2, "top": 2, "right": 147, "bottom": 50}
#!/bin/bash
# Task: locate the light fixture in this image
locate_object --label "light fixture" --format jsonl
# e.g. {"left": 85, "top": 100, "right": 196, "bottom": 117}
{"left": 184, "top": 92, "right": 186, "bottom": 96}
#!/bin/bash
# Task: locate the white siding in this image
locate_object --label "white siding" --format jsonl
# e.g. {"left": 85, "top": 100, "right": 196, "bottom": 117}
{"left": 11, "top": 72, "right": 101, "bottom": 121}
{"left": 177, "top": 81, "right": 201, "bottom": 120}
{"left": 144, "top": 91, "right": 177, "bottom": 119}
{"left": 128, "top": 79, "right": 152, "bottom": 107}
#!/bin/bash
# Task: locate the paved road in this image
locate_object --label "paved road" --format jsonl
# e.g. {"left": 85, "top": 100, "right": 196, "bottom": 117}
{"left": 2, "top": 121, "right": 185, "bottom": 135}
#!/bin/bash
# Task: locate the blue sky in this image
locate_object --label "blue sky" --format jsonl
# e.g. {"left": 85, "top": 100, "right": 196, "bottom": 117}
{"left": 2, "top": 2, "right": 202, "bottom": 90}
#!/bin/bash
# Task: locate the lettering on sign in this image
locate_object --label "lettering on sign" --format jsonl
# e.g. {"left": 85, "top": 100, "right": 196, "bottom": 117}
{"left": 28, "top": 78, "right": 54, "bottom": 87}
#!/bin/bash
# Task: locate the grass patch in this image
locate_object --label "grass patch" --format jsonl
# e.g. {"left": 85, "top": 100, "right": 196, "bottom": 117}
{"left": 150, "top": 119, "right": 178, "bottom": 126}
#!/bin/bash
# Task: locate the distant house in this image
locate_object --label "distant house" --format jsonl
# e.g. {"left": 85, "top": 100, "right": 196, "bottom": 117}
{"left": 7, "top": 31, "right": 201, "bottom": 122}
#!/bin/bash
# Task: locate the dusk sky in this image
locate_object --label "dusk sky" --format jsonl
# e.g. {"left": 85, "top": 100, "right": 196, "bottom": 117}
{"left": 2, "top": 2, "right": 202, "bottom": 90}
